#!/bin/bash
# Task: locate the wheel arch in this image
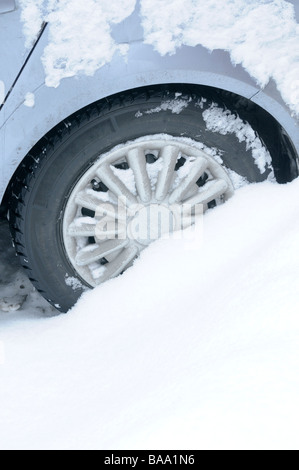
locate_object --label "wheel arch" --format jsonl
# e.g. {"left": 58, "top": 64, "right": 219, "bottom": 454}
{"left": 1, "top": 77, "right": 299, "bottom": 208}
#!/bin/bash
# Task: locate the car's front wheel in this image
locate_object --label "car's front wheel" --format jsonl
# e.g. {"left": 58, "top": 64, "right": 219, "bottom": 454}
{"left": 8, "top": 86, "right": 283, "bottom": 312}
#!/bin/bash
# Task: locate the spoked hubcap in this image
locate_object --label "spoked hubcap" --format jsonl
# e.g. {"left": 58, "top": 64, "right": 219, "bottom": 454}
{"left": 63, "top": 136, "right": 234, "bottom": 287}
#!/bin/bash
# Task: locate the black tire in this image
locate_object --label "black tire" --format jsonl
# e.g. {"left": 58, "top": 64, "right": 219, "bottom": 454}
{"left": 7, "top": 85, "right": 287, "bottom": 312}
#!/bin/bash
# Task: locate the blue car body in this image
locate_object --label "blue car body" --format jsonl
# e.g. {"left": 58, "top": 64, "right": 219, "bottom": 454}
{"left": 0, "top": 0, "right": 298, "bottom": 204}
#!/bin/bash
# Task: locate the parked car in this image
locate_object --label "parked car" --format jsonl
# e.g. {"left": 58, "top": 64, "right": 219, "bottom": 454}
{"left": 0, "top": 0, "right": 298, "bottom": 312}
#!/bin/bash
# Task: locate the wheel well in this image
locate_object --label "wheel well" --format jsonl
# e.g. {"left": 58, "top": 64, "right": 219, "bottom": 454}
{"left": 1, "top": 83, "right": 298, "bottom": 215}
{"left": 209, "top": 87, "right": 299, "bottom": 184}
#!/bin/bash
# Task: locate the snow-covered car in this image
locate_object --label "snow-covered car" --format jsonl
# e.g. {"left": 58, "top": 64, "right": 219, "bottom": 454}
{"left": 0, "top": 0, "right": 298, "bottom": 312}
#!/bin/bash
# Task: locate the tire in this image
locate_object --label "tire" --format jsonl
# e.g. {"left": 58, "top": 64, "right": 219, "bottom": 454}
{"left": 8, "top": 86, "right": 282, "bottom": 312}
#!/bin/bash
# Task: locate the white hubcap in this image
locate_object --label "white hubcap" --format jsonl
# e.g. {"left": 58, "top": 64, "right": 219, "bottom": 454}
{"left": 127, "top": 203, "right": 176, "bottom": 246}
{"left": 63, "top": 136, "right": 234, "bottom": 287}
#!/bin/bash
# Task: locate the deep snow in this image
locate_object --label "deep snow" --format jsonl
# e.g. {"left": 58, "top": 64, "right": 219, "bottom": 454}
{"left": 1, "top": 180, "right": 299, "bottom": 450}
{"left": 2, "top": 0, "right": 299, "bottom": 452}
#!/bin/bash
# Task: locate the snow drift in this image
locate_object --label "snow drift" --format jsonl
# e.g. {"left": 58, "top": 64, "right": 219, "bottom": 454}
{"left": 1, "top": 180, "right": 299, "bottom": 450}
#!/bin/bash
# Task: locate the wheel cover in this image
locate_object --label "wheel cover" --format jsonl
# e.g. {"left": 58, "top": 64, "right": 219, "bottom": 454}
{"left": 63, "top": 136, "right": 234, "bottom": 287}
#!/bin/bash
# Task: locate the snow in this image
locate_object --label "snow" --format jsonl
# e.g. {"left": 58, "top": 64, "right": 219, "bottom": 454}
{"left": 19, "top": 0, "right": 45, "bottom": 48}
{"left": 141, "top": 0, "right": 299, "bottom": 116}
{"left": 19, "top": 0, "right": 137, "bottom": 88}
{"left": 3, "top": 0, "right": 299, "bottom": 451}
{"left": 0, "top": 341, "right": 4, "bottom": 365}
{"left": 1, "top": 179, "right": 299, "bottom": 450}
{"left": 202, "top": 104, "right": 274, "bottom": 176}
{"left": 23, "top": 92, "right": 35, "bottom": 107}
{"left": 136, "top": 98, "right": 191, "bottom": 116}
{"left": 18, "top": 1, "right": 299, "bottom": 115}
{"left": 65, "top": 275, "right": 85, "bottom": 291}
{"left": 112, "top": 167, "right": 137, "bottom": 196}
{"left": 0, "top": 224, "right": 56, "bottom": 316}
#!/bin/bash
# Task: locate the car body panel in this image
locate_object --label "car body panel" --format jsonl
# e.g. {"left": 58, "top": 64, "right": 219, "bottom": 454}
{"left": 0, "top": 0, "right": 15, "bottom": 14}
{"left": 288, "top": 0, "right": 299, "bottom": 20}
{"left": 0, "top": 1, "right": 298, "bottom": 203}
{"left": 0, "top": 1, "right": 34, "bottom": 99}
